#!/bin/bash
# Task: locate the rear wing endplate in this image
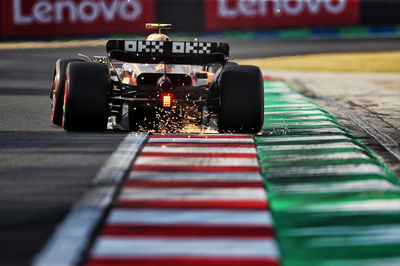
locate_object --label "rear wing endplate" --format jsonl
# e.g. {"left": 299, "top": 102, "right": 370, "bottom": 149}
{"left": 106, "top": 40, "right": 229, "bottom": 65}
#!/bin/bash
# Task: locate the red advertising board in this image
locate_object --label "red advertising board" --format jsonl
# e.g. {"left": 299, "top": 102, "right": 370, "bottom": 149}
{"left": 205, "top": 0, "right": 360, "bottom": 31}
{"left": 1, "top": 0, "right": 155, "bottom": 37}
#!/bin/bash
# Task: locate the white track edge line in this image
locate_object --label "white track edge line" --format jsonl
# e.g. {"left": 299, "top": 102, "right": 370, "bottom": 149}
{"left": 32, "top": 133, "right": 148, "bottom": 266}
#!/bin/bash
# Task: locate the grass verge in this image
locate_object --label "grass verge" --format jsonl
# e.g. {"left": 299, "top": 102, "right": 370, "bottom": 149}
{"left": 238, "top": 51, "right": 400, "bottom": 73}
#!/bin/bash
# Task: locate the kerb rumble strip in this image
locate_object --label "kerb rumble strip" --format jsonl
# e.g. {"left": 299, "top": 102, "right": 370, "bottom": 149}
{"left": 86, "top": 134, "right": 279, "bottom": 266}
{"left": 258, "top": 78, "right": 400, "bottom": 266}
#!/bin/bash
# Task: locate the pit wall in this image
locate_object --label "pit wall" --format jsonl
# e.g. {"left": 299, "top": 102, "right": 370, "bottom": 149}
{"left": 1, "top": 0, "right": 400, "bottom": 39}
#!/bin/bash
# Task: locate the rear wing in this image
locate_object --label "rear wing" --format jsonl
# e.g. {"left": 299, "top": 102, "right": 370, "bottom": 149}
{"left": 106, "top": 40, "right": 229, "bottom": 65}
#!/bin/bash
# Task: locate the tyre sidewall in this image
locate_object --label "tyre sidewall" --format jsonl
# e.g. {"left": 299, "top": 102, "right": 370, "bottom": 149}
{"left": 51, "top": 58, "right": 83, "bottom": 126}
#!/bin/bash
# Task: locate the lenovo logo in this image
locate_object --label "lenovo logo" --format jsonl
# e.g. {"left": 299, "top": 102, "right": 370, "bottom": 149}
{"left": 1, "top": 0, "right": 154, "bottom": 37}
{"left": 13, "top": 0, "right": 143, "bottom": 25}
{"left": 218, "top": 0, "right": 348, "bottom": 18}
{"left": 205, "top": 0, "right": 359, "bottom": 31}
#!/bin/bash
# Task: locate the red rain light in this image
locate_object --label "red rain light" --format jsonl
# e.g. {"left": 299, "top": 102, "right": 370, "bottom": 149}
{"left": 162, "top": 94, "right": 172, "bottom": 107}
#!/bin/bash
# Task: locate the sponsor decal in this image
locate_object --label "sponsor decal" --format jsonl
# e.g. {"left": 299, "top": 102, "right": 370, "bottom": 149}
{"left": 123, "top": 41, "right": 213, "bottom": 54}
{"left": 1, "top": 0, "right": 155, "bottom": 37}
{"left": 172, "top": 42, "right": 212, "bottom": 54}
{"left": 125, "top": 41, "right": 164, "bottom": 53}
{"left": 205, "top": 0, "right": 360, "bottom": 30}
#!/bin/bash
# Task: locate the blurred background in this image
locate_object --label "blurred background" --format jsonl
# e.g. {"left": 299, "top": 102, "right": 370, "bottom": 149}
{"left": 1, "top": 0, "right": 399, "bottom": 40}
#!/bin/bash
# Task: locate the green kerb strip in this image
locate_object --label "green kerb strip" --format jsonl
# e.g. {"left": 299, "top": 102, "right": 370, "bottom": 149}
{"left": 256, "top": 80, "right": 400, "bottom": 266}
{"left": 222, "top": 31, "right": 254, "bottom": 39}
{"left": 339, "top": 26, "right": 371, "bottom": 37}
{"left": 280, "top": 28, "right": 311, "bottom": 38}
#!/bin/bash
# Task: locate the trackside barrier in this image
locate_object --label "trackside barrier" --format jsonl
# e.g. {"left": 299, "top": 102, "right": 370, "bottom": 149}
{"left": 1, "top": 0, "right": 400, "bottom": 39}
{"left": 156, "top": 0, "right": 204, "bottom": 32}
{"left": 204, "top": 0, "right": 360, "bottom": 31}
{"left": 1, "top": 0, "right": 156, "bottom": 38}
{"left": 361, "top": 0, "right": 400, "bottom": 25}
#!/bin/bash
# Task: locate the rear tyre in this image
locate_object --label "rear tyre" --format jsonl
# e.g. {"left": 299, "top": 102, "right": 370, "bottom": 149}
{"left": 218, "top": 65, "right": 264, "bottom": 133}
{"left": 62, "top": 62, "right": 110, "bottom": 131}
{"left": 51, "top": 58, "right": 83, "bottom": 126}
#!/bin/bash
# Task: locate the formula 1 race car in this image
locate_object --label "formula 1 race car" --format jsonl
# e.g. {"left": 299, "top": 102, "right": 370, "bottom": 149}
{"left": 50, "top": 24, "right": 264, "bottom": 133}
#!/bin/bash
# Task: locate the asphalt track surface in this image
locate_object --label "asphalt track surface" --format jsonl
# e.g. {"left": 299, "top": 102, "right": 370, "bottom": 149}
{"left": 1, "top": 37, "right": 400, "bottom": 265}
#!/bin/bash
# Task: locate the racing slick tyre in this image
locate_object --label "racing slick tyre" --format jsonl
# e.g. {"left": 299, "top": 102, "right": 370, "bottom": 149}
{"left": 51, "top": 58, "right": 83, "bottom": 126}
{"left": 62, "top": 62, "right": 110, "bottom": 131}
{"left": 218, "top": 65, "right": 264, "bottom": 133}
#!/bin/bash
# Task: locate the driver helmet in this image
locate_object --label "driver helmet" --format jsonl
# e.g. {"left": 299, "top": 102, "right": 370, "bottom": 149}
{"left": 146, "top": 33, "right": 171, "bottom": 42}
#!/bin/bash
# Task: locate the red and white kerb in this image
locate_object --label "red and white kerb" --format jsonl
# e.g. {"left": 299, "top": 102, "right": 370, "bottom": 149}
{"left": 86, "top": 134, "right": 280, "bottom": 266}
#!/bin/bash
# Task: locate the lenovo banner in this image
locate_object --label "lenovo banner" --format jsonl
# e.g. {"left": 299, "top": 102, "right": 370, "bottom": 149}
{"left": 205, "top": 0, "right": 360, "bottom": 31}
{"left": 1, "top": 0, "right": 155, "bottom": 38}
